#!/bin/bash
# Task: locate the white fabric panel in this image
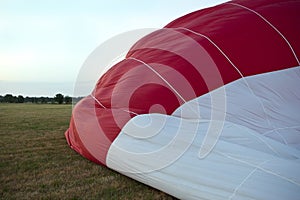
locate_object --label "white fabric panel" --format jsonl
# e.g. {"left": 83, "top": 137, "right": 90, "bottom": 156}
{"left": 106, "top": 66, "right": 300, "bottom": 199}
{"left": 107, "top": 115, "right": 300, "bottom": 200}
{"left": 173, "top": 66, "right": 300, "bottom": 149}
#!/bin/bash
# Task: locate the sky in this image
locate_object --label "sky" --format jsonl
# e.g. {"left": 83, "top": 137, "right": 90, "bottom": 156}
{"left": 0, "top": 0, "right": 227, "bottom": 97}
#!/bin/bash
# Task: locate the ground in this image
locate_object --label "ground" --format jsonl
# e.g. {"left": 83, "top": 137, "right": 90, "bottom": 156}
{"left": 0, "top": 103, "right": 175, "bottom": 199}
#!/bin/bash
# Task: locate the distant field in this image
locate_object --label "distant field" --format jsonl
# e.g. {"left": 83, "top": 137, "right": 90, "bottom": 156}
{"left": 0, "top": 103, "right": 174, "bottom": 199}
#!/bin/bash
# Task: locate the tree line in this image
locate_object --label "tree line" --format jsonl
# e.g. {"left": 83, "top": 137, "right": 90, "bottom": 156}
{"left": 0, "top": 93, "right": 83, "bottom": 104}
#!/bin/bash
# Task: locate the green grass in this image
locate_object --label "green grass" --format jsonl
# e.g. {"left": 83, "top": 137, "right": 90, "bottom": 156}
{"left": 0, "top": 103, "right": 175, "bottom": 199}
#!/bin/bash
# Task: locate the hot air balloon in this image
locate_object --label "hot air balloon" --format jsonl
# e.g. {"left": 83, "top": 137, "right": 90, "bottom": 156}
{"left": 65, "top": 0, "right": 300, "bottom": 199}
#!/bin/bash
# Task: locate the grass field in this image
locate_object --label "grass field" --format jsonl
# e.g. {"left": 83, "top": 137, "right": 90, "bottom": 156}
{"left": 0, "top": 103, "right": 174, "bottom": 199}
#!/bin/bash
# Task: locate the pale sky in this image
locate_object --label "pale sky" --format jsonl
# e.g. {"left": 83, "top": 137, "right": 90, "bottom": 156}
{"left": 0, "top": 0, "right": 227, "bottom": 96}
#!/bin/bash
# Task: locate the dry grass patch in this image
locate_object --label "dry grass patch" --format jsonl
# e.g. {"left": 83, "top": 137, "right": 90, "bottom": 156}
{"left": 0, "top": 103, "right": 175, "bottom": 199}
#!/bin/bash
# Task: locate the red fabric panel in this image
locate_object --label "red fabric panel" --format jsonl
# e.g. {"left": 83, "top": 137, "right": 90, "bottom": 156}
{"left": 236, "top": 0, "right": 300, "bottom": 62}
{"left": 129, "top": 83, "right": 181, "bottom": 116}
{"left": 65, "top": 110, "right": 103, "bottom": 165}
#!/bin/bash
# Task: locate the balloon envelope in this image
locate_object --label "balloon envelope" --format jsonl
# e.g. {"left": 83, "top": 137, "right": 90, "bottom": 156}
{"left": 65, "top": 0, "right": 300, "bottom": 199}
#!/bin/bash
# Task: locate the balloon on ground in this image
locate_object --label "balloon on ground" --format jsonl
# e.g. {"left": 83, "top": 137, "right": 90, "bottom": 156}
{"left": 65, "top": 0, "right": 300, "bottom": 199}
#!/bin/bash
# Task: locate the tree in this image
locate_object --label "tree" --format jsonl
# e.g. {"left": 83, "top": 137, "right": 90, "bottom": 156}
{"left": 54, "top": 93, "right": 64, "bottom": 104}
{"left": 17, "top": 95, "right": 24, "bottom": 103}
{"left": 25, "top": 96, "right": 32, "bottom": 103}
{"left": 40, "top": 97, "right": 47, "bottom": 104}
{"left": 4, "top": 94, "right": 15, "bottom": 103}
{"left": 64, "top": 96, "right": 72, "bottom": 104}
